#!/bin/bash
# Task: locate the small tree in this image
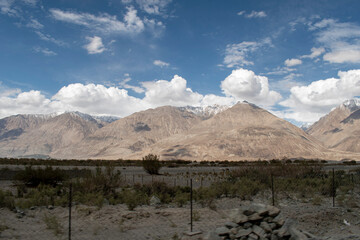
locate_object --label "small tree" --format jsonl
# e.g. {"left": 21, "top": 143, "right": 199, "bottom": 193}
{"left": 142, "top": 154, "right": 162, "bottom": 175}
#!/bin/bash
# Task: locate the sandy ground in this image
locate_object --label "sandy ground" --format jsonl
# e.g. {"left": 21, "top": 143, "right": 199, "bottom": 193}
{"left": 1, "top": 195, "right": 360, "bottom": 240}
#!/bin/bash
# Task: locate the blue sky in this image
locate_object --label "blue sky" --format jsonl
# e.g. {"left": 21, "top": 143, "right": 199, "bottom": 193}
{"left": 1, "top": 0, "right": 360, "bottom": 125}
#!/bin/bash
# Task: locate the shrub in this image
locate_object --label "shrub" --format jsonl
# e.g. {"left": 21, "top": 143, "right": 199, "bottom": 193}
{"left": 43, "top": 214, "right": 64, "bottom": 235}
{"left": 142, "top": 154, "right": 162, "bottom": 175}
{"left": 0, "top": 189, "right": 15, "bottom": 210}
{"left": 14, "top": 166, "right": 66, "bottom": 187}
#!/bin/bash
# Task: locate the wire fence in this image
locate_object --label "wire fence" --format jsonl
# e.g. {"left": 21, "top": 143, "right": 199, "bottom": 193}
{"left": 0, "top": 164, "right": 359, "bottom": 239}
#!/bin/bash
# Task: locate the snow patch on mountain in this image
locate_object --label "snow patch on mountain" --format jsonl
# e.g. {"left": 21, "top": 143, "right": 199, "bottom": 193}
{"left": 178, "top": 105, "right": 230, "bottom": 119}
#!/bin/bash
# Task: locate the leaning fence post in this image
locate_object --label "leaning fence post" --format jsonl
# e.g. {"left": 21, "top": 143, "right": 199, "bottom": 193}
{"left": 271, "top": 174, "right": 275, "bottom": 206}
{"left": 68, "top": 183, "right": 72, "bottom": 240}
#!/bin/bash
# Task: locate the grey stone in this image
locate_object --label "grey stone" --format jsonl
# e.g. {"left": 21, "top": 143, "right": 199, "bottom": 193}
{"left": 230, "top": 209, "right": 249, "bottom": 224}
{"left": 248, "top": 233, "right": 259, "bottom": 240}
{"left": 225, "top": 221, "right": 238, "bottom": 229}
{"left": 252, "top": 225, "right": 266, "bottom": 239}
{"left": 273, "top": 216, "right": 285, "bottom": 227}
{"left": 267, "top": 205, "right": 280, "bottom": 217}
{"left": 248, "top": 213, "right": 263, "bottom": 221}
{"left": 302, "top": 231, "right": 319, "bottom": 239}
{"left": 269, "top": 223, "right": 277, "bottom": 230}
{"left": 149, "top": 195, "right": 161, "bottom": 206}
{"left": 47, "top": 205, "right": 54, "bottom": 210}
{"left": 250, "top": 203, "right": 269, "bottom": 216}
{"left": 243, "top": 222, "right": 253, "bottom": 229}
{"left": 243, "top": 209, "right": 256, "bottom": 216}
{"left": 260, "top": 221, "right": 272, "bottom": 233}
{"left": 230, "top": 227, "right": 238, "bottom": 235}
{"left": 215, "top": 226, "right": 230, "bottom": 236}
{"left": 29, "top": 206, "right": 36, "bottom": 210}
{"left": 277, "top": 225, "right": 291, "bottom": 238}
{"left": 271, "top": 233, "right": 279, "bottom": 240}
{"left": 289, "top": 227, "right": 308, "bottom": 240}
{"left": 236, "top": 228, "right": 252, "bottom": 238}
{"left": 204, "top": 231, "right": 222, "bottom": 240}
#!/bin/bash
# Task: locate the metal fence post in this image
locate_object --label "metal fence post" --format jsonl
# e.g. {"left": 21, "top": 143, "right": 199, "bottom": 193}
{"left": 271, "top": 174, "right": 275, "bottom": 206}
{"left": 332, "top": 168, "right": 335, "bottom": 207}
{"left": 68, "top": 183, "right": 72, "bottom": 240}
{"left": 190, "top": 178, "right": 193, "bottom": 232}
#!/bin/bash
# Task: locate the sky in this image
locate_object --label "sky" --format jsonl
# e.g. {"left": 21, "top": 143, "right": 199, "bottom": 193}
{"left": 1, "top": 0, "right": 360, "bottom": 125}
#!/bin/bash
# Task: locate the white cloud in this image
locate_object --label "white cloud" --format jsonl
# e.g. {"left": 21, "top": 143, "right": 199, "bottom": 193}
{"left": 0, "top": 0, "right": 17, "bottom": 16}
{"left": 223, "top": 38, "right": 272, "bottom": 68}
{"left": 245, "top": 11, "right": 267, "bottom": 18}
{"left": 84, "top": 36, "right": 105, "bottom": 54}
{"left": 135, "top": 0, "right": 171, "bottom": 15}
{"left": 142, "top": 75, "right": 203, "bottom": 107}
{"left": 33, "top": 46, "right": 57, "bottom": 56}
{"left": 153, "top": 59, "right": 169, "bottom": 67}
{"left": 26, "top": 18, "right": 43, "bottom": 29}
{"left": 301, "top": 47, "right": 325, "bottom": 59}
{"left": 284, "top": 58, "right": 302, "bottom": 67}
{"left": 0, "top": 71, "right": 280, "bottom": 119}
{"left": 35, "top": 31, "right": 66, "bottom": 46}
{"left": 50, "top": 7, "right": 146, "bottom": 35}
{"left": 311, "top": 18, "right": 360, "bottom": 64}
{"left": 237, "top": 11, "right": 245, "bottom": 16}
{"left": 280, "top": 69, "right": 360, "bottom": 122}
{"left": 0, "top": 90, "right": 51, "bottom": 118}
{"left": 220, "top": 69, "right": 282, "bottom": 107}
{"left": 51, "top": 83, "right": 147, "bottom": 116}
{"left": 22, "top": 0, "right": 37, "bottom": 6}
{"left": 119, "top": 74, "right": 145, "bottom": 93}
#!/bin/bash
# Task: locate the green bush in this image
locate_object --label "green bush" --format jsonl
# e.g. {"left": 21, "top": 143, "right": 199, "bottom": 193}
{"left": 142, "top": 154, "right": 162, "bottom": 175}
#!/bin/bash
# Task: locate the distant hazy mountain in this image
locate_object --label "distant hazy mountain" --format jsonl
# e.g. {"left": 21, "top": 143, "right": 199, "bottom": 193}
{"left": 307, "top": 99, "right": 360, "bottom": 153}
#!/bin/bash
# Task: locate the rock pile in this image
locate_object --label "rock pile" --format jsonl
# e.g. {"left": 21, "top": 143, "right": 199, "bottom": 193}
{"left": 205, "top": 203, "right": 317, "bottom": 240}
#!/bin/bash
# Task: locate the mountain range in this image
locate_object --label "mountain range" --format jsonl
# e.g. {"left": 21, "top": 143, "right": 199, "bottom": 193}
{"left": 0, "top": 102, "right": 359, "bottom": 161}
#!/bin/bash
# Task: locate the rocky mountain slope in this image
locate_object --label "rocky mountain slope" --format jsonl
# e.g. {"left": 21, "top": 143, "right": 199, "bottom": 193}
{"left": 52, "top": 106, "right": 204, "bottom": 159}
{"left": 0, "top": 102, "right": 359, "bottom": 160}
{"left": 307, "top": 99, "right": 360, "bottom": 153}
{"left": 0, "top": 112, "right": 109, "bottom": 158}
{"left": 134, "top": 102, "right": 329, "bottom": 161}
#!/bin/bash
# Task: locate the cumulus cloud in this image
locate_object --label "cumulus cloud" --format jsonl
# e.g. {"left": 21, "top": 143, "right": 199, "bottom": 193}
{"left": 284, "top": 58, "right": 302, "bottom": 67}
{"left": 135, "top": 0, "right": 171, "bottom": 15}
{"left": 223, "top": 38, "right": 272, "bottom": 68}
{"left": 0, "top": 70, "right": 281, "bottom": 119}
{"left": 84, "top": 36, "right": 105, "bottom": 54}
{"left": 142, "top": 75, "right": 203, "bottom": 107}
{"left": 0, "top": 90, "right": 52, "bottom": 118}
{"left": 153, "top": 59, "right": 169, "bottom": 67}
{"left": 280, "top": 69, "right": 360, "bottom": 122}
{"left": 220, "top": 69, "right": 282, "bottom": 107}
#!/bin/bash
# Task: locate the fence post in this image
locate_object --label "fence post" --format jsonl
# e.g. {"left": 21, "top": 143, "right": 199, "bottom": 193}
{"left": 68, "top": 183, "right": 72, "bottom": 240}
{"left": 190, "top": 178, "right": 193, "bottom": 232}
{"left": 332, "top": 168, "right": 335, "bottom": 207}
{"left": 271, "top": 174, "right": 275, "bottom": 206}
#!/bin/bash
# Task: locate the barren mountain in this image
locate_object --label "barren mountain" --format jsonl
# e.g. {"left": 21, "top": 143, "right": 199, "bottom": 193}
{"left": 130, "top": 102, "right": 329, "bottom": 161}
{"left": 52, "top": 106, "right": 203, "bottom": 159}
{"left": 0, "top": 112, "right": 106, "bottom": 158}
{"left": 307, "top": 99, "right": 360, "bottom": 153}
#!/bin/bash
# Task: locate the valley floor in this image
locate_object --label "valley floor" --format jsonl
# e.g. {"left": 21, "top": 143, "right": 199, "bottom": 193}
{"left": 1, "top": 196, "right": 359, "bottom": 240}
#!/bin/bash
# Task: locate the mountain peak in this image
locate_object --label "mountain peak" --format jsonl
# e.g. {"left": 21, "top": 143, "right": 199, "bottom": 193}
{"left": 341, "top": 98, "right": 360, "bottom": 111}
